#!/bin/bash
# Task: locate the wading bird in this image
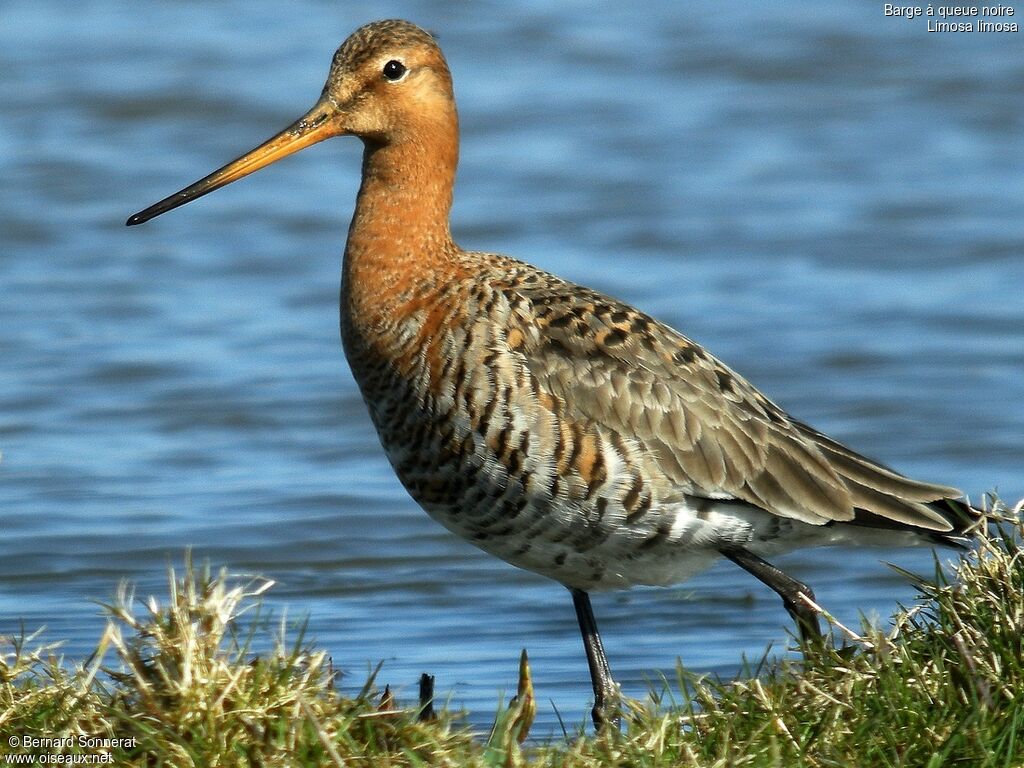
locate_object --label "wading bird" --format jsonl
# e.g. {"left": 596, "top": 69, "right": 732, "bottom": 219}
{"left": 128, "top": 19, "right": 978, "bottom": 729}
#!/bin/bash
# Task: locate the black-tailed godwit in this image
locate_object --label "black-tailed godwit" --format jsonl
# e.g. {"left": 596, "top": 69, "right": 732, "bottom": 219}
{"left": 128, "top": 19, "right": 979, "bottom": 729}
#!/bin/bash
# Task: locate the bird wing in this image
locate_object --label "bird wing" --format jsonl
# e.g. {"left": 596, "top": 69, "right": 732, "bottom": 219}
{"left": 508, "top": 271, "right": 962, "bottom": 531}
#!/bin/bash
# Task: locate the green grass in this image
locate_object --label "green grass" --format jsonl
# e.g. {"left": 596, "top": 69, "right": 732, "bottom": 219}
{"left": 2, "top": 498, "right": 1021, "bottom": 767}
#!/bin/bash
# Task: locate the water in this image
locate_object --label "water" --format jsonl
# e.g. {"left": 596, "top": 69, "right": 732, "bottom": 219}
{"left": 1, "top": 0, "right": 1021, "bottom": 735}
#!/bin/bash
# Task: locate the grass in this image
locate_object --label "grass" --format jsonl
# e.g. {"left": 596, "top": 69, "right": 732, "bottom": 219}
{"left": 1, "top": 497, "right": 1021, "bottom": 767}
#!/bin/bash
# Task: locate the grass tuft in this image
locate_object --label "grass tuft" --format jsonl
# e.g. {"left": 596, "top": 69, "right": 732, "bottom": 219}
{"left": 1, "top": 555, "right": 478, "bottom": 765}
{"left": 2, "top": 498, "right": 1022, "bottom": 766}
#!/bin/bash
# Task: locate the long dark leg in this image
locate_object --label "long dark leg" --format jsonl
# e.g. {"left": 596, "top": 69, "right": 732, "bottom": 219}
{"left": 570, "top": 588, "right": 620, "bottom": 731}
{"left": 720, "top": 547, "right": 823, "bottom": 645}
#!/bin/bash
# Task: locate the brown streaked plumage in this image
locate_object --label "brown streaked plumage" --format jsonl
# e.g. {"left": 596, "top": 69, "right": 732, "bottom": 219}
{"left": 127, "top": 19, "right": 981, "bottom": 730}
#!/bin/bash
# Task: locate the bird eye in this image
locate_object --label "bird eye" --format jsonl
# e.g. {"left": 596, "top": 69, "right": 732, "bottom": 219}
{"left": 382, "top": 60, "right": 407, "bottom": 81}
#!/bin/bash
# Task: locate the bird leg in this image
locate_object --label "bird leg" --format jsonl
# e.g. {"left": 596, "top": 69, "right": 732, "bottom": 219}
{"left": 720, "top": 546, "right": 823, "bottom": 646}
{"left": 570, "top": 588, "right": 621, "bottom": 731}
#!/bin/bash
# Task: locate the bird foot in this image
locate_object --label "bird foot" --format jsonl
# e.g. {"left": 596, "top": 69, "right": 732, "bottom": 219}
{"left": 591, "top": 702, "right": 621, "bottom": 733}
{"left": 591, "top": 685, "right": 623, "bottom": 733}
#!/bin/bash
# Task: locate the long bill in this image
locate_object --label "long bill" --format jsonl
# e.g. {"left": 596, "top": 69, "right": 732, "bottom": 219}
{"left": 126, "top": 99, "right": 344, "bottom": 226}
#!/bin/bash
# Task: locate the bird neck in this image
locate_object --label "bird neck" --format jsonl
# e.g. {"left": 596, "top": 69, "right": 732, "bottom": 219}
{"left": 342, "top": 128, "right": 461, "bottom": 332}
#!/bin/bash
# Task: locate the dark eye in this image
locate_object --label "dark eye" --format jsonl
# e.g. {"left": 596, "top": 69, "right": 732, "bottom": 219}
{"left": 382, "top": 60, "right": 407, "bottom": 81}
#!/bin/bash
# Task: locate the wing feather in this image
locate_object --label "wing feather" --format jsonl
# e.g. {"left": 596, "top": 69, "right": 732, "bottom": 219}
{"left": 505, "top": 270, "right": 967, "bottom": 532}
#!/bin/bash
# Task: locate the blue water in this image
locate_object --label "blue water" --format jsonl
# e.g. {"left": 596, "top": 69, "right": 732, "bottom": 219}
{"left": 1, "top": 0, "right": 1021, "bottom": 734}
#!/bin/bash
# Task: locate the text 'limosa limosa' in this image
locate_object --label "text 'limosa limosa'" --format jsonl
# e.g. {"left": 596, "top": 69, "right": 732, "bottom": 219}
{"left": 128, "top": 19, "right": 980, "bottom": 730}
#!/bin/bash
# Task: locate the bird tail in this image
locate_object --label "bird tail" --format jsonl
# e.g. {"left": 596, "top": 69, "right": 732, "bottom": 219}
{"left": 791, "top": 418, "right": 984, "bottom": 545}
{"left": 844, "top": 495, "right": 984, "bottom": 549}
